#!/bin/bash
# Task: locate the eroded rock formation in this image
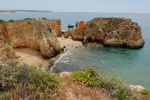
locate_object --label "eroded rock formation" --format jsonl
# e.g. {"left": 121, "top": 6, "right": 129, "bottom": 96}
{"left": 0, "top": 18, "right": 61, "bottom": 58}
{"left": 65, "top": 18, "right": 145, "bottom": 48}
{"left": 76, "top": 21, "right": 86, "bottom": 32}
{"left": 82, "top": 18, "right": 145, "bottom": 48}
{"left": 50, "top": 19, "right": 62, "bottom": 37}
{"left": 0, "top": 40, "right": 18, "bottom": 65}
{"left": 64, "top": 30, "right": 83, "bottom": 41}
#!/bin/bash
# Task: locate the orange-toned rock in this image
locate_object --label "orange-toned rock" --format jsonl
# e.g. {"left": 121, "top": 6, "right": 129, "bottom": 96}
{"left": 64, "top": 30, "right": 83, "bottom": 41}
{"left": 80, "top": 18, "right": 145, "bottom": 48}
{"left": 50, "top": 19, "right": 62, "bottom": 37}
{"left": 0, "top": 18, "right": 61, "bottom": 58}
{"left": 0, "top": 40, "right": 17, "bottom": 65}
{"left": 0, "top": 24, "right": 9, "bottom": 41}
{"left": 64, "top": 31, "right": 71, "bottom": 38}
{"left": 76, "top": 21, "right": 86, "bottom": 32}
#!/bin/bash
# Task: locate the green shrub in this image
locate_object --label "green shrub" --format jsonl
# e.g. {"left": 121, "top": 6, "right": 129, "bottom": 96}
{"left": 0, "top": 92, "right": 10, "bottom": 100}
{"left": 9, "top": 19, "right": 15, "bottom": 22}
{"left": 0, "top": 19, "right": 6, "bottom": 24}
{"left": 0, "top": 65, "right": 18, "bottom": 91}
{"left": 140, "top": 89, "right": 150, "bottom": 95}
{"left": 0, "top": 38, "right": 7, "bottom": 43}
{"left": 0, "top": 64, "right": 60, "bottom": 99}
{"left": 116, "top": 89, "right": 129, "bottom": 100}
{"left": 71, "top": 68, "right": 102, "bottom": 87}
{"left": 23, "top": 18, "right": 31, "bottom": 20}
{"left": 42, "top": 17, "right": 47, "bottom": 20}
{"left": 71, "top": 67, "right": 142, "bottom": 100}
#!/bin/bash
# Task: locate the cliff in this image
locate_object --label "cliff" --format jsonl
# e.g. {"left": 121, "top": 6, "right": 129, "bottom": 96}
{"left": 50, "top": 19, "right": 62, "bottom": 37}
{"left": 65, "top": 18, "right": 145, "bottom": 48}
{"left": 0, "top": 39, "right": 18, "bottom": 65}
{"left": 76, "top": 21, "right": 86, "bottom": 32}
{"left": 0, "top": 18, "right": 61, "bottom": 58}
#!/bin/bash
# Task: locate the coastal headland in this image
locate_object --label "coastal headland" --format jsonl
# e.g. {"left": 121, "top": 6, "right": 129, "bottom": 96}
{"left": 0, "top": 10, "right": 52, "bottom": 13}
{"left": 0, "top": 17, "right": 149, "bottom": 100}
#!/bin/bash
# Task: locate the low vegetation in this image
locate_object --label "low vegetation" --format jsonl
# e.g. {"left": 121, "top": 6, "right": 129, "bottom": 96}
{"left": 57, "top": 75, "right": 107, "bottom": 100}
{"left": 0, "top": 38, "right": 7, "bottom": 43}
{"left": 8, "top": 19, "right": 15, "bottom": 22}
{"left": 140, "top": 89, "right": 150, "bottom": 95}
{"left": 0, "top": 19, "right": 6, "bottom": 24}
{"left": 71, "top": 68, "right": 150, "bottom": 100}
{"left": 23, "top": 18, "right": 32, "bottom": 20}
{"left": 0, "top": 65, "right": 150, "bottom": 100}
{"left": 0, "top": 64, "right": 60, "bottom": 100}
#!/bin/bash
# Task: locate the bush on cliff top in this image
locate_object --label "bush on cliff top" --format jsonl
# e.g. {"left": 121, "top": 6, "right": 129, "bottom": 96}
{"left": 23, "top": 18, "right": 32, "bottom": 20}
{"left": 8, "top": 19, "right": 15, "bottom": 22}
{"left": 0, "top": 19, "right": 6, "bottom": 24}
{"left": 0, "top": 64, "right": 60, "bottom": 100}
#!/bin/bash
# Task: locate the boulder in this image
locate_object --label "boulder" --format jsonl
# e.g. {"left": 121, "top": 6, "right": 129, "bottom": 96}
{"left": 64, "top": 30, "right": 83, "bottom": 41}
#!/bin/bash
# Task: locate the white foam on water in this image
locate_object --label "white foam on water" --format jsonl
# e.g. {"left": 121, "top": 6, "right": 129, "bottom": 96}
{"left": 50, "top": 50, "right": 72, "bottom": 71}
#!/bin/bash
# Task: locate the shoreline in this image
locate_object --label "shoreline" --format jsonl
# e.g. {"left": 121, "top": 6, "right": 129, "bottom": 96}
{"left": 14, "top": 35, "right": 147, "bottom": 90}
{"left": 15, "top": 36, "right": 83, "bottom": 70}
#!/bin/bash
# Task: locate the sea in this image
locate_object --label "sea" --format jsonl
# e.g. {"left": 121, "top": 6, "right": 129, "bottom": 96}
{"left": 0, "top": 12, "right": 150, "bottom": 89}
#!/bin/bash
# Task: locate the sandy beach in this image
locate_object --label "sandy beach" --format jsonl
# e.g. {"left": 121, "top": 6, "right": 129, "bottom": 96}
{"left": 15, "top": 36, "right": 83, "bottom": 70}
{"left": 57, "top": 37, "right": 82, "bottom": 50}
{"left": 15, "top": 48, "right": 50, "bottom": 70}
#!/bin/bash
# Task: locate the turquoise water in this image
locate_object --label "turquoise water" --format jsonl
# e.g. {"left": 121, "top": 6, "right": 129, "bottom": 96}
{"left": 1, "top": 12, "right": 150, "bottom": 89}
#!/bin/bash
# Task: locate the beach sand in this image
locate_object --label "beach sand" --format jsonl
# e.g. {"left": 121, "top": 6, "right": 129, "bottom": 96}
{"left": 15, "top": 36, "right": 83, "bottom": 70}
{"left": 57, "top": 36, "right": 82, "bottom": 50}
{"left": 15, "top": 48, "right": 49, "bottom": 70}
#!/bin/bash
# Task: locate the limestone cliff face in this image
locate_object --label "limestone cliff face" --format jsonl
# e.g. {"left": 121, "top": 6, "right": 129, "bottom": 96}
{"left": 0, "top": 18, "right": 61, "bottom": 58}
{"left": 0, "top": 40, "right": 18, "bottom": 65}
{"left": 76, "top": 21, "right": 86, "bottom": 32}
{"left": 50, "top": 19, "right": 62, "bottom": 37}
{"left": 77, "top": 18, "right": 145, "bottom": 48}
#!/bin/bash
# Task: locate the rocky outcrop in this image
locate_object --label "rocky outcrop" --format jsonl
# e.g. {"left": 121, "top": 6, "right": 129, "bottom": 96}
{"left": 64, "top": 30, "right": 83, "bottom": 41}
{"left": 0, "top": 39, "right": 18, "bottom": 65}
{"left": 64, "top": 21, "right": 85, "bottom": 41}
{"left": 130, "top": 85, "right": 145, "bottom": 92}
{"left": 0, "top": 18, "right": 61, "bottom": 58}
{"left": 74, "top": 18, "right": 145, "bottom": 48}
{"left": 50, "top": 19, "right": 62, "bottom": 37}
{"left": 76, "top": 21, "right": 86, "bottom": 32}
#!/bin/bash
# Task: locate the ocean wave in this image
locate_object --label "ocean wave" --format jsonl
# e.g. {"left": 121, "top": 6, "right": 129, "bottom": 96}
{"left": 50, "top": 50, "right": 72, "bottom": 71}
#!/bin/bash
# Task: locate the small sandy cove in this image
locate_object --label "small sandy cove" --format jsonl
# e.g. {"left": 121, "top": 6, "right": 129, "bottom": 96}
{"left": 15, "top": 37, "right": 82, "bottom": 70}
{"left": 57, "top": 37, "right": 82, "bottom": 50}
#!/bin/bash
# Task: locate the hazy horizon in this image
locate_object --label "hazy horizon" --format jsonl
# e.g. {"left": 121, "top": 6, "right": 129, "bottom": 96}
{"left": 0, "top": 0, "right": 150, "bottom": 13}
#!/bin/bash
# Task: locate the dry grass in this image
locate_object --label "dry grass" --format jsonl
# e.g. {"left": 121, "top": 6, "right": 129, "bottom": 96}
{"left": 57, "top": 76, "right": 112, "bottom": 100}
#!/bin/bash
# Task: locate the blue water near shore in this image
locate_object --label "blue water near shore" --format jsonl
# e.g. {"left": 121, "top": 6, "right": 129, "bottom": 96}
{"left": 1, "top": 12, "right": 150, "bottom": 89}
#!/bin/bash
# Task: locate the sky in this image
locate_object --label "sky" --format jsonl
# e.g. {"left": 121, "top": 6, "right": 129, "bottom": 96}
{"left": 0, "top": 0, "right": 150, "bottom": 13}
